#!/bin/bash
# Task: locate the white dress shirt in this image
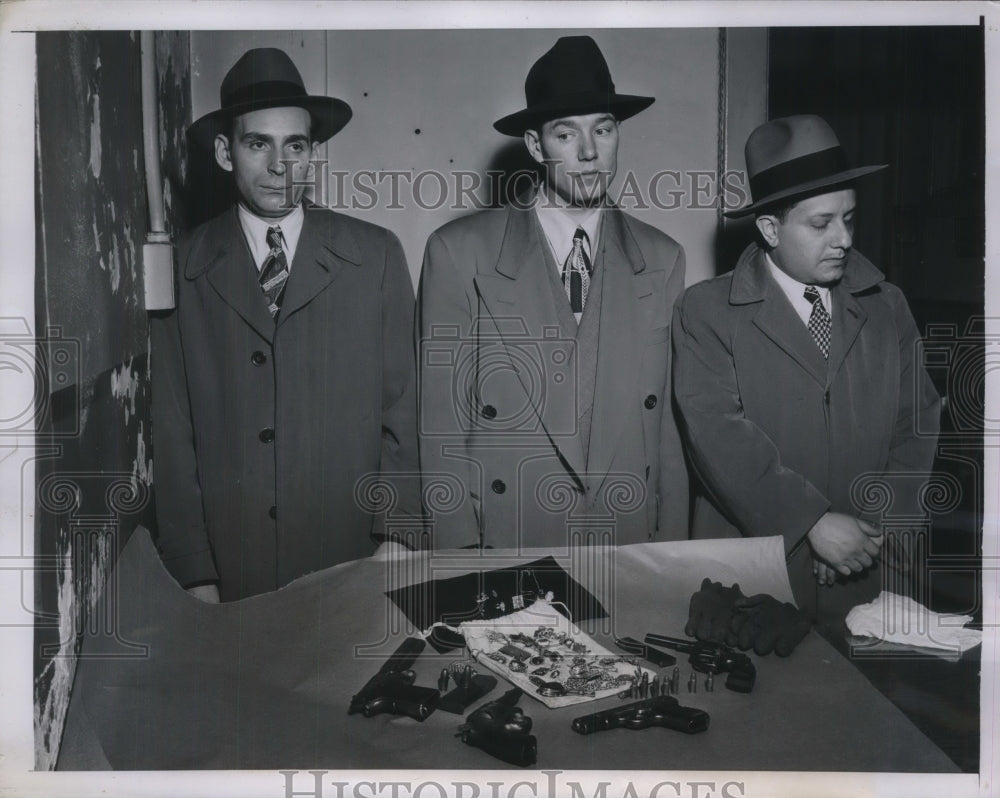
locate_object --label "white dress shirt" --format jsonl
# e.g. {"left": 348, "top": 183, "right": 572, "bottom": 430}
{"left": 238, "top": 203, "right": 305, "bottom": 272}
{"left": 765, "top": 252, "right": 832, "bottom": 327}
{"left": 534, "top": 202, "right": 602, "bottom": 323}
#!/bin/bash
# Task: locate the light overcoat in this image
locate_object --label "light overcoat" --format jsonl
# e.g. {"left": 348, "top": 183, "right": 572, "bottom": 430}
{"left": 672, "top": 243, "right": 940, "bottom": 620}
{"left": 417, "top": 203, "right": 689, "bottom": 551}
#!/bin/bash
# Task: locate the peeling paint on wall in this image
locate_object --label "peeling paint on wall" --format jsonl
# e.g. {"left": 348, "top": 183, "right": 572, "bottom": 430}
{"left": 34, "top": 30, "right": 191, "bottom": 770}
{"left": 32, "top": 550, "right": 76, "bottom": 772}
{"left": 88, "top": 91, "right": 102, "bottom": 179}
{"left": 110, "top": 357, "right": 138, "bottom": 424}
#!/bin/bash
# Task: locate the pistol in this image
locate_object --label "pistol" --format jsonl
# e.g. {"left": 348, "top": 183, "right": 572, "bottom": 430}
{"left": 348, "top": 637, "right": 440, "bottom": 721}
{"left": 644, "top": 634, "right": 756, "bottom": 693}
{"left": 459, "top": 687, "right": 537, "bottom": 767}
{"left": 571, "top": 695, "right": 709, "bottom": 735}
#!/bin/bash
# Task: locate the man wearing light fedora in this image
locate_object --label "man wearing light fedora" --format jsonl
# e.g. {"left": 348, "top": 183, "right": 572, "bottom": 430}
{"left": 673, "top": 115, "right": 940, "bottom": 625}
{"left": 152, "top": 48, "right": 421, "bottom": 601}
{"left": 418, "top": 36, "right": 688, "bottom": 550}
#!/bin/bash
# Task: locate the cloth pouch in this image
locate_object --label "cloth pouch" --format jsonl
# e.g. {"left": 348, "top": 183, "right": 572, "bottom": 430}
{"left": 459, "top": 595, "right": 654, "bottom": 709}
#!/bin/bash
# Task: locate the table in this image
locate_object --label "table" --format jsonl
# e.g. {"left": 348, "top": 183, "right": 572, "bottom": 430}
{"left": 57, "top": 528, "right": 961, "bottom": 772}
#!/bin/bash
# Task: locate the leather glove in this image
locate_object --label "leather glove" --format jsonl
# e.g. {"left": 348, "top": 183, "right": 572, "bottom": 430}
{"left": 685, "top": 578, "right": 745, "bottom": 644}
{"left": 730, "top": 594, "right": 811, "bottom": 656}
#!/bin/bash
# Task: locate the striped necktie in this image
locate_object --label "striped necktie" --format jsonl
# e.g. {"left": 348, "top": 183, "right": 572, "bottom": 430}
{"left": 259, "top": 226, "right": 289, "bottom": 318}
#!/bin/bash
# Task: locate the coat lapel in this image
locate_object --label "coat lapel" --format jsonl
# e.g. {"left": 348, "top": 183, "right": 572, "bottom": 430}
{"left": 276, "top": 207, "right": 355, "bottom": 327}
{"left": 587, "top": 208, "right": 648, "bottom": 492}
{"left": 473, "top": 206, "right": 587, "bottom": 480}
{"left": 732, "top": 247, "right": 828, "bottom": 387}
{"left": 194, "top": 208, "right": 275, "bottom": 343}
{"left": 827, "top": 255, "right": 877, "bottom": 380}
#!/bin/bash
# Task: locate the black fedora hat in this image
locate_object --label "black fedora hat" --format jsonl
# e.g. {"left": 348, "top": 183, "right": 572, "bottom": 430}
{"left": 725, "top": 115, "right": 886, "bottom": 218}
{"left": 188, "top": 47, "right": 352, "bottom": 147}
{"left": 494, "top": 36, "right": 654, "bottom": 136}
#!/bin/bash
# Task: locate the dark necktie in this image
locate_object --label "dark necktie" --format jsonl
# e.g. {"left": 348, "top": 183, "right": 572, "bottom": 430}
{"left": 803, "top": 285, "right": 831, "bottom": 358}
{"left": 562, "top": 227, "right": 593, "bottom": 314}
{"left": 259, "top": 226, "right": 289, "bottom": 318}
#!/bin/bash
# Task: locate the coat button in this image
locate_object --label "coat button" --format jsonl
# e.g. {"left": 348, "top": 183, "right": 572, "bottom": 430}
{"left": 251, "top": 350, "right": 267, "bottom": 366}
{"left": 481, "top": 404, "right": 497, "bottom": 419}
{"left": 268, "top": 505, "right": 277, "bottom": 520}
{"left": 491, "top": 479, "right": 506, "bottom": 494}
{"left": 644, "top": 394, "right": 658, "bottom": 409}
{"left": 259, "top": 428, "right": 275, "bottom": 443}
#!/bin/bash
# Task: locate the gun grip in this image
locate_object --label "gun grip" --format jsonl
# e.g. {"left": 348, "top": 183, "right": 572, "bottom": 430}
{"left": 724, "top": 664, "right": 756, "bottom": 693}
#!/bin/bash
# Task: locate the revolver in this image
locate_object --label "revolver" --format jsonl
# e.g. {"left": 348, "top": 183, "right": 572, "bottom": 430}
{"left": 571, "top": 695, "right": 709, "bottom": 735}
{"left": 348, "top": 637, "right": 440, "bottom": 721}
{"left": 458, "top": 687, "right": 537, "bottom": 767}
{"left": 644, "top": 634, "right": 756, "bottom": 693}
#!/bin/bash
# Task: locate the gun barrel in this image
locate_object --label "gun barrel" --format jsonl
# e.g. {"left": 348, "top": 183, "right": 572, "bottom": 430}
{"left": 571, "top": 697, "right": 710, "bottom": 736}
{"left": 644, "top": 633, "right": 697, "bottom": 653}
{"left": 377, "top": 636, "right": 426, "bottom": 673}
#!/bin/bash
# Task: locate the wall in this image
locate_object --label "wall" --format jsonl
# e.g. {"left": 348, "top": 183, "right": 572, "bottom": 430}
{"left": 32, "top": 31, "right": 190, "bottom": 770}
{"left": 190, "top": 28, "right": 762, "bottom": 287}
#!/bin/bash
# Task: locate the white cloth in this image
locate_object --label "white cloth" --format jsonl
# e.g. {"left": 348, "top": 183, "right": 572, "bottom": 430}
{"left": 846, "top": 591, "right": 982, "bottom": 653}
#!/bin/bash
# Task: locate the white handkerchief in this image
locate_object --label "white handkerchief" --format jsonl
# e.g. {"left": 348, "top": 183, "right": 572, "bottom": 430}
{"left": 846, "top": 591, "right": 981, "bottom": 653}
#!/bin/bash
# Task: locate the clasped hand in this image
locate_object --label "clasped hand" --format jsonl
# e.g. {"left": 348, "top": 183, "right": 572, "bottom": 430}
{"left": 808, "top": 511, "right": 882, "bottom": 585}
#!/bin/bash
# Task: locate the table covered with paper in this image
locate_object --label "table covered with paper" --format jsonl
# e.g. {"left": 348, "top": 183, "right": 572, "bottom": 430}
{"left": 57, "top": 527, "right": 961, "bottom": 772}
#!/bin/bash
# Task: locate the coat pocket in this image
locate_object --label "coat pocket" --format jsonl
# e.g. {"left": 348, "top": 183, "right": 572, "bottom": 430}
{"left": 646, "top": 325, "right": 670, "bottom": 346}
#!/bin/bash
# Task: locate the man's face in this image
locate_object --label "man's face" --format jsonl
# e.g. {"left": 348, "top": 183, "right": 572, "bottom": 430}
{"left": 214, "top": 106, "right": 317, "bottom": 219}
{"left": 758, "top": 189, "right": 856, "bottom": 286}
{"left": 524, "top": 113, "right": 619, "bottom": 207}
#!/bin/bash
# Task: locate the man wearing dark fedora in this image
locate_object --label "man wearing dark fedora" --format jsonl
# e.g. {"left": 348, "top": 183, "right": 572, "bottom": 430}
{"left": 418, "top": 36, "right": 688, "bottom": 550}
{"left": 673, "top": 115, "right": 940, "bottom": 625}
{"left": 152, "top": 48, "right": 420, "bottom": 601}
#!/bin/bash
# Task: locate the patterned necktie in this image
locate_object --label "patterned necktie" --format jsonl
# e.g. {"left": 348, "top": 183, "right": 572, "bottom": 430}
{"left": 803, "top": 285, "right": 831, "bottom": 359}
{"left": 259, "top": 226, "right": 289, "bottom": 318}
{"left": 562, "top": 227, "right": 593, "bottom": 314}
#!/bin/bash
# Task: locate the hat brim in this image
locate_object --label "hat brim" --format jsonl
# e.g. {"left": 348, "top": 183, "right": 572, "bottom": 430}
{"left": 187, "top": 95, "right": 353, "bottom": 148}
{"left": 493, "top": 94, "right": 654, "bottom": 136}
{"left": 723, "top": 164, "right": 887, "bottom": 218}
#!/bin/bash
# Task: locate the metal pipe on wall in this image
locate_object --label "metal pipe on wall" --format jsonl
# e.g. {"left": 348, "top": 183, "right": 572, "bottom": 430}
{"left": 140, "top": 30, "right": 175, "bottom": 310}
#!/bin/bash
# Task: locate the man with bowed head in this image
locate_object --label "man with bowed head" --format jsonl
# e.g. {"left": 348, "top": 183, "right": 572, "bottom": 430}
{"left": 673, "top": 115, "right": 940, "bottom": 631}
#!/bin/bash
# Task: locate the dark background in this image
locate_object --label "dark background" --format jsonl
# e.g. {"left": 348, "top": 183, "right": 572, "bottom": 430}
{"left": 769, "top": 24, "right": 984, "bottom": 772}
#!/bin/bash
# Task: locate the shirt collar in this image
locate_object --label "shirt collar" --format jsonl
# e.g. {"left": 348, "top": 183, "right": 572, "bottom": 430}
{"left": 766, "top": 252, "right": 830, "bottom": 303}
{"left": 237, "top": 203, "right": 305, "bottom": 269}
{"left": 533, "top": 199, "right": 602, "bottom": 263}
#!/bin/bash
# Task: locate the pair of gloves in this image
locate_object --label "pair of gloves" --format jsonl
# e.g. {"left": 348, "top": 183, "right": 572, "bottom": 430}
{"left": 685, "top": 578, "right": 811, "bottom": 657}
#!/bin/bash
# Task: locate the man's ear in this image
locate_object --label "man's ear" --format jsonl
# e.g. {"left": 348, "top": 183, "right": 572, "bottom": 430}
{"left": 214, "top": 134, "right": 234, "bottom": 173}
{"left": 755, "top": 214, "right": 780, "bottom": 248}
{"left": 523, "top": 128, "right": 544, "bottom": 166}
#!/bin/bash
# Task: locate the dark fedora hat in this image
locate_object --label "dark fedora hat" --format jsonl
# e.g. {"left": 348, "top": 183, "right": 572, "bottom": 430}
{"left": 725, "top": 115, "right": 887, "bottom": 218}
{"left": 493, "top": 36, "right": 654, "bottom": 136}
{"left": 188, "top": 47, "right": 352, "bottom": 147}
